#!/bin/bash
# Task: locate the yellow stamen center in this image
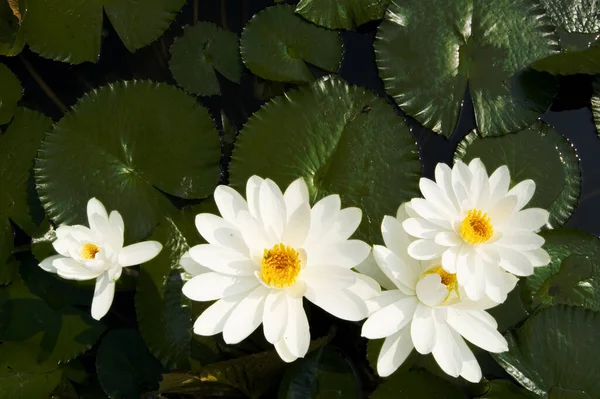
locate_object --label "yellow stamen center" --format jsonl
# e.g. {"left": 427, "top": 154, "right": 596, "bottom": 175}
{"left": 460, "top": 209, "right": 494, "bottom": 244}
{"left": 81, "top": 243, "right": 100, "bottom": 260}
{"left": 261, "top": 243, "right": 301, "bottom": 289}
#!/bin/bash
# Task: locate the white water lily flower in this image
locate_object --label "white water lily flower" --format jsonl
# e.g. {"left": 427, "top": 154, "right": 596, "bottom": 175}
{"left": 39, "top": 198, "right": 163, "bottom": 320}
{"left": 181, "top": 176, "right": 380, "bottom": 362}
{"left": 362, "top": 204, "right": 508, "bottom": 382}
{"left": 402, "top": 159, "right": 550, "bottom": 303}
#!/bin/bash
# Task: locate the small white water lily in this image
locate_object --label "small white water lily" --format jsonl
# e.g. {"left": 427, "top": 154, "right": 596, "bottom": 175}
{"left": 402, "top": 159, "right": 550, "bottom": 303}
{"left": 362, "top": 204, "right": 508, "bottom": 382}
{"left": 39, "top": 198, "right": 163, "bottom": 320}
{"left": 181, "top": 176, "right": 380, "bottom": 362}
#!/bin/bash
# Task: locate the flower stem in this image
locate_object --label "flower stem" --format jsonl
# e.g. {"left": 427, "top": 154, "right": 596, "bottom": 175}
{"left": 20, "top": 55, "right": 68, "bottom": 114}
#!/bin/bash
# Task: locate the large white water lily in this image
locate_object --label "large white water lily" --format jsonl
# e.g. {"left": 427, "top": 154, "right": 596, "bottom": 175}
{"left": 181, "top": 176, "right": 380, "bottom": 362}
{"left": 39, "top": 198, "right": 163, "bottom": 320}
{"left": 402, "top": 159, "right": 550, "bottom": 303}
{"left": 362, "top": 204, "right": 508, "bottom": 382}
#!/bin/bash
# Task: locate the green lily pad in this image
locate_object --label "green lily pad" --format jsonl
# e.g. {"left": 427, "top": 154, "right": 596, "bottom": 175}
{"left": 0, "top": 63, "right": 22, "bottom": 124}
{"left": 370, "top": 370, "right": 466, "bottom": 399}
{"left": 593, "top": 77, "right": 600, "bottom": 135}
{"left": 523, "top": 229, "right": 600, "bottom": 312}
{"left": 376, "top": 0, "right": 558, "bottom": 137}
{"left": 170, "top": 22, "right": 243, "bottom": 96}
{"left": 229, "top": 76, "right": 420, "bottom": 244}
{"left": 295, "top": 0, "right": 390, "bottom": 30}
{"left": 454, "top": 123, "right": 580, "bottom": 229}
{"left": 136, "top": 216, "right": 193, "bottom": 370}
{"left": 21, "top": 0, "right": 185, "bottom": 64}
{"left": 533, "top": 40, "right": 600, "bottom": 75}
{"left": 480, "top": 380, "right": 538, "bottom": 398}
{"left": 494, "top": 305, "right": 600, "bottom": 398}
{"left": 278, "top": 346, "right": 360, "bottom": 399}
{"left": 96, "top": 329, "right": 164, "bottom": 399}
{"left": 35, "top": 81, "right": 221, "bottom": 242}
{"left": 241, "top": 5, "right": 343, "bottom": 83}
{"left": 0, "top": 0, "right": 24, "bottom": 57}
{"left": 540, "top": 0, "right": 600, "bottom": 49}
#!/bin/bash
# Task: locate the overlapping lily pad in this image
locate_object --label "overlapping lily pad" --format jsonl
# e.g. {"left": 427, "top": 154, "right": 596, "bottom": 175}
{"left": 35, "top": 81, "right": 221, "bottom": 242}
{"left": 0, "top": 0, "right": 24, "bottom": 56}
{"left": 229, "top": 76, "right": 421, "bottom": 243}
{"left": 454, "top": 123, "right": 581, "bottom": 228}
{"left": 21, "top": 0, "right": 185, "bottom": 63}
{"left": 170, "top": 22, "right": 243, "bottom": 96}
{"left": 593, "top": 77, "right": 600, "bottom": 135}
{"left": 295, "top": 0, "right": 390, "bottom": 30}
{"left": 241, "top": 5, "right": 343, "bottom": 83}
{"left": 494, "top": 305, "right": 600, "bottom": 398}
{"left": 0, "top": 63, "right": 22, "bottom": 124}
{"left": 370, "top": 370, "right": 466, "bottom": 398}
{"left": 376, "top": 0, "right": 558, "bottom": 137}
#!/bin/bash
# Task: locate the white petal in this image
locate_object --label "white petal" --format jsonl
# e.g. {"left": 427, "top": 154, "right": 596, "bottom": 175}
{"left": 454, "top": 330, "right": 482, "bottom": 383}
{"left": 464, "top": 253, "right": 487, "bottom": 301}
{"left": 118, "top": 241, "right": 162, "bottom": 267}
{"left": 188, "top": 244, "right": 257, "bottom": 276}
{"left": 91, "top": 214, "right": 120, "bottom": 252}
{"left": 54, "top": 258, "right": 103, "bottom": 280}
{"left": 441, "top": 245, "right": 461, "bottom": 273}
{"left": 495, "top": 233, "right": 545, "bottom": 251}
{"left": 222, "top": 285, "right": 269, "bottom": 344}
{"left": 39, "top": 255, "right": 63, "bottom": 273}
{"left": 91, "top": 272, "right": 115, "bottom": 320}
{"left": 411, "top": 303, "right": 436, "bottom": 354}
{"left": 434, "top": 163, "right": 460, "bottom": 212}
{"left": 419, "top": 178, "right": 457, "bottom": 218}
{"left": 347, "top": 273, "right": 381, "bottom": 301}
{"left": 304, "top": 286, "right": 367, "bottom": 321}
{"left": 108, "top": 211, "right": 124, "bottom": 250}
{"left": 488, "top": 166, "right": 510, "bottom": 205}
{"left": 523, "top": 248, "right": 551, "bottom": 267}
{"left": 365, "top": 290, "right": 409, "bottom": 314}
{"left": 469, "top": 310, "right": 498, "bottom": 329}
{"left": 488, "top": 196, "right": 518, "bottom": 226}
{"left": 283, "top": 177, "right": 310, "bottom": 218}
{"left": 355, "top": 252, "right": 396, "bottom": 291}
{"left": 376, "top": 327, "right": 414, "bottom": 377}
{"left": 407, "top": 239, "right": 445, "bottom": 260}
{"left": 259, "top": 179, "right": 287, "bottom": 241}
{"left": 246, "top": 176, "right": 264, "bottom": 220}
{"left": 327, "top": 207, "right": 362, "bottom": 242}
{"left": 301, "top": 265, "right": 357, "bottom": 290}
{"left": 193, "top": 293, "right": 245, "bottom": 335}
{"left": 179, "top": 251, "right": 211, "bottom": 277}
{"left": 236, "top": 211, "right": 271, "bottom": 253}
{"left": 483, "top": 266, "right": 518, "bottom": 304}
{"left": 381, "top": 215, "right": 412, "bottom": 259}
{"left": 281, "top": 203, "right": 311, "bottom": 248}
{"left": 87, "top": 198, "right": 108, "bottom": 231}
{"left": 409, "top": 200, "right": 452, "bottom": 229}
{"left": 281, "top": 296, "right": 310, "bottom": 358}
{"left": 415, "top": 274, "right": 448, "bottom": 307}
{"left": 214, "top": 185, "right": 248, "bottom": 225}
{"left": 52, "top": 237, "right": 75, "bottom": 257}
{"left": 508, "top": 208, "right": 549, "bottom": 231}
{"left": 446, "top": 309, "right": 508, "bottom": 353}
{"left": 402, "top": 217, "right": 439, "bottom": 239}
{"left": 182, "top": 272, "right": 259, "bottom": 301}
{"left": 507, "top": 179, "right": 536, "bottom": 210}
{"left": 275, "top": 338, "right": 298, "bottom": 363}
{"left": 303, "top": 195, "right": 340, "bottom": 248}
{"left": 361, "top": 297, "right": 418, "bottom": 339}
{"left": 372, "top": 245, "right": 418, "bottom": 293}
{"left": 468, "top": 158, "right": 490, "bottom": 209}
{"left": 497, "top": 247, "right": 534, "bottom": 276}
{"left": 435, "top": 231, "right": 462, "bottom": 247}
{"left": 263, "top": 291, "right": 288, "bottom": 344}
{"left": 307, "top": 240, "right": 370, "bottom": 269}
{"left": 195, "top": 213, "right": 248, "bottom": 253}
{"left": 431, "top": 322, "right": 462, "bottom": 378}
{"left": 452, "top": 160, "right": 472, "bottom": 208}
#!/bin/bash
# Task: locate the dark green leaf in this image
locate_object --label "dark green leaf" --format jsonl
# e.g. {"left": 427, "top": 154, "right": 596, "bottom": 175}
{"left": 532, "top": 41, "right": 600, "bottom": 75}
{"left": 376, "top": 0, "right": 558, "bottom": 137}
{"left": 229, "top": 76, "right": 420, "bottom": 244}
{"left": 136, "top": 216, "right": 194, "bottom": 370}
{"left": 370, "top": 370, "right": 466, "bottom": 399}
{"left": 540, "top": 0, "right": 600, "bottom": 49}
{"left": 35, "top": 81, "right": 221, "bottom": 242}
{"left": 0, "top": 63, "right": 22, "bottom": 124}
{"left": 0, "top": 219, "right": 13, "bottom": 270}
{"left": 480, "top": 380, "right": 538, "bottom": 398}
{"left": 241, "top": 5, "right": 343, "bottom": 83}
{"left": 494, "top": 305, "right": 600, "bottom": 398}
{"left": 454, "top": 123, "right": 580, "bottom": 228}
{"left": 0, "top": 256, "right": 17, "bottom": 286}
{"left": 278, "top": 346, "right": 360, "bottom": 399}
{"left": 0, "top": 0, "right": 24, "bottom": 56}
{"left": 593, "top": 77, "right": 600, "bottom": 135}
{"left": 295, "top": 0, "right": 390, "bottom": 30}
{"left": 170, "top": 22, "right": 243, "bottom": 96}
{"left": 96, "top": 329, "right": 164, "bottom": 399}
{"left": 487, "top": 282, "right": 529, "bottom": 333}
{"left": 21, "top": 0, "right": 185, "bottom": 63}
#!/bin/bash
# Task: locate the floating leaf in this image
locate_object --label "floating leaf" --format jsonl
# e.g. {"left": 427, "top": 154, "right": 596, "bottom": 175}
{"left": 376, "top": 0, "right": 558, "bottom": 137}
{"left": 170, "top": 22, "right": 243, "bottom": 96}
{"left": 96, "top": 329, "right": 164, "bottom": 399}
{"left": 278, "top": 346, "right": 360, "bottom": 398}
{"left": 0, "top": 63, "right": 22, "bottom": 124}
{"left": 295, "top": 0, "right": 390, "bottom": 30}
{"left": 370, "top": 370, "right": 466, "bottom": 398}
{"left": 523, "top": 229, "right": 600, "bottom": 312}
{"left": 36, "top": 81, "right": 221, "bottom": 242}
{"left": 593, "top": 77, "right": 600, "bottom": 134}
{"left": 454, "top": 123, "right": 580, "bottom": 228}
{"left": 540, "top": 0, "right": 600, "bottom": 49}
{"left": 229, "top": 76, "right": 420, "bottom": 243}
{"left": 494, "top": 305, "right": 600, "bottom": 398}
{"left": 0, "top": 0, "right": 24, "bottom": 56}
{"left": 241, "top": 5, "right": 342, "bottom": 83}
{"left": 480, "top": 380, "right": 538, "bottom": 398}
{"left": 21, "top": 0, "right": 185, "bottom": 63}
{"left": 533, "top": 40, "right": 600, "bottom": 75}
{"left": 135, "top": 216, "right": 194, "bottom": 370}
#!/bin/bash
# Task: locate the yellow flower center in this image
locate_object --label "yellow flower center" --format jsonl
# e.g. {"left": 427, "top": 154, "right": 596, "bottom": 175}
{"left": 460, "top": 209, "right": 494, "bottom": 244}
{"left": 260, "top": 243, "right": 301, "bottom": 288}
{"left": 81, "top": 243, "right": 100, "bottom": 260}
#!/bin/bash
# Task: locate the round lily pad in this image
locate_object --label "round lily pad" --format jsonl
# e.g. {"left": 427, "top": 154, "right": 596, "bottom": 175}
{"left": 170, "top": 22, "right": 243, "bottom": 96}
{"left": 295, "top": 0, "right": 390, "bottom": 30}
{"left": 533, "top": 39, "right": 600, "bottom": 75}
{"left": 454, "top": 123, "right": 580, "bottom": 229}
{"left": 35, "top": 81, "right": 221, "bottom": 242}
{"left": 494, "top": 305, "right": 600, "bottom": 398}
{"left": 0, "top": 63, "right": 22, "bottom": 124}
{"left": 0, "top": 0, "right": 24, "bottom": 57}
{"left": 229, "top": 76, "right": 420, "bottom": 243}
{"left": 376, "top": 0, "right": 558, "bottom": 137}
{"left": 593, "top": 77, "right": 600, "bottom": 136}
{"left": 541, "top": 0, "right": 600, "bottom": 49}
{"left": 21, "top": 0, "right": 185, "bottom": 63}
{"left": 241, "top": 5, "right": 343, "bottom": 83}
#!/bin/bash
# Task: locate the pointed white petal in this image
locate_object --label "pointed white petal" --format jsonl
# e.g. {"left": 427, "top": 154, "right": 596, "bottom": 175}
{"left": 453, "top": 330, "right": 482, "bottom": 383}
{"left": 214, "top": 185, "right": 248, "bottom": 225}
{"left": 381, "top": 215, "right": 412, "bottom": 259}
{"left": 507, "top": 179, "right": 536, "bottom": 210}
{"left": 365, "top": 290, "right": 409, "bottom": 314}
{"left": 355, "top": 252, "right": 396, "bottom": 291}
{"left": 179, "top": 251, "right": 211, "bottom": 277}
{"left": 246, "top": 176, "right": 264, "bottom": 220}
{"left": 118, "top": 241, "right": 162, "bottom": 267}
{"left": 304, "top": 286, "right": 367, "bottom": 321}
{"left": 446, "top": 309, "right": 508, "bottom": 353}
{"left": 281, "top": 203, "right": 311, "bottom": 248}
{"left": 108, "top": 211, "right": 124, "bottom": 250}
{"left": 408, "top": 200, "right": 452, "bottom": 229}
{"left": 488, "top": 196, "right": 518, "bottom": 226}
{"left": 508, "top": 208, "right": 549, "bottom": 231}
{"left": 91, "top": 272, "right": 115, "bottom": 320}
{"left": 435, "top": 163, "right": 460, "bottom": 211}
{"left": 327, "top": 207, "right": 362, "bottom": 242}
{"left": 182, "top": 272, "right": 259, "bottom": 301}
{"left": 452, "top": 160, "right": 472, "bottom": 208}
{"left": 431, "top": 322, "right": 462, "bottom": 378}
{"left": 419, "top": 178, "right": 458, "bottom": 218}
{"left": 300, "top": 265, "right": 356, "bottom": 290}
{"left": 402, "top": 217, "right": 439, "bottom": 239}
{"left": 275, "top": 338, "right": 298, "bottom": 363}
{"left": 376, "top": 327, "right": 414, "bottom": 377}
{"left": 307, "top": 240, "right": 370, "bottom": 269}
{"left": 188, "top": 244, "right": 257, "bottom": 276}
{"left": 87, "top": 198, "right": 108, "bottom": 231}
{"left": 361, "top": 297, "right": 418, "bottom": 339}
{"left": 407, "top": 239, "right": 445, "bottom": 260}
{"left": 523, "top": 248, "right": 551, "bottom": 267}
{"left": 52, "top": 237, "right": 75, "bottom": 257}
{"left": 236, "top": 211, "right": 271, "bottom": 253}
{"left": 303, "top": 195, "right": 341, "bottom": 248}
{"left": 91, "top": 213, "right": 120, "bottom": 251}
{"left": 372, "top": 245, "right": 418, "bottom": 292}
{"left": 441, "top": 245, "right": 461, "bottom": 273}
{"left": 195, "top": 213, "right": 248, "bottom": 253}
{"left": 222, "top": 285, "right": 268, "bottom": 344}
{"left": 39, "top": 255, "right": 63, "bottom": 273}
{"left": 435, "top": 231, "right": 462, "bottom": 247}
{"left": 411, "top": 303, "right": 436, "bottom": 354}
{"left": 283, "top": 177, "right": 310, "bottom": 217}
{"left": 488, "top": 166, "right": 510, "bottom": 205}
{"left": 281, "top": 296, "right": 310, "bottom": 358}
{"left": 193, "top": 293, "right": 246, "bottom": 335}
{"left": 263, "top": 291, "right": 288, "bottom": 344}
{"left": 495, "top": 233, "right": 544, "bottom": 251}
{"left": 347, "top": 273, "right": 381, "bottom": 301}
{"left": 497, "top": 247, "right": 535, "bottom": 276}
{"left": 54, "top": 258, "right": 103, "bottom": 280}
{"left": 259, "top": 179, "right": 287, "bottom": 241}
